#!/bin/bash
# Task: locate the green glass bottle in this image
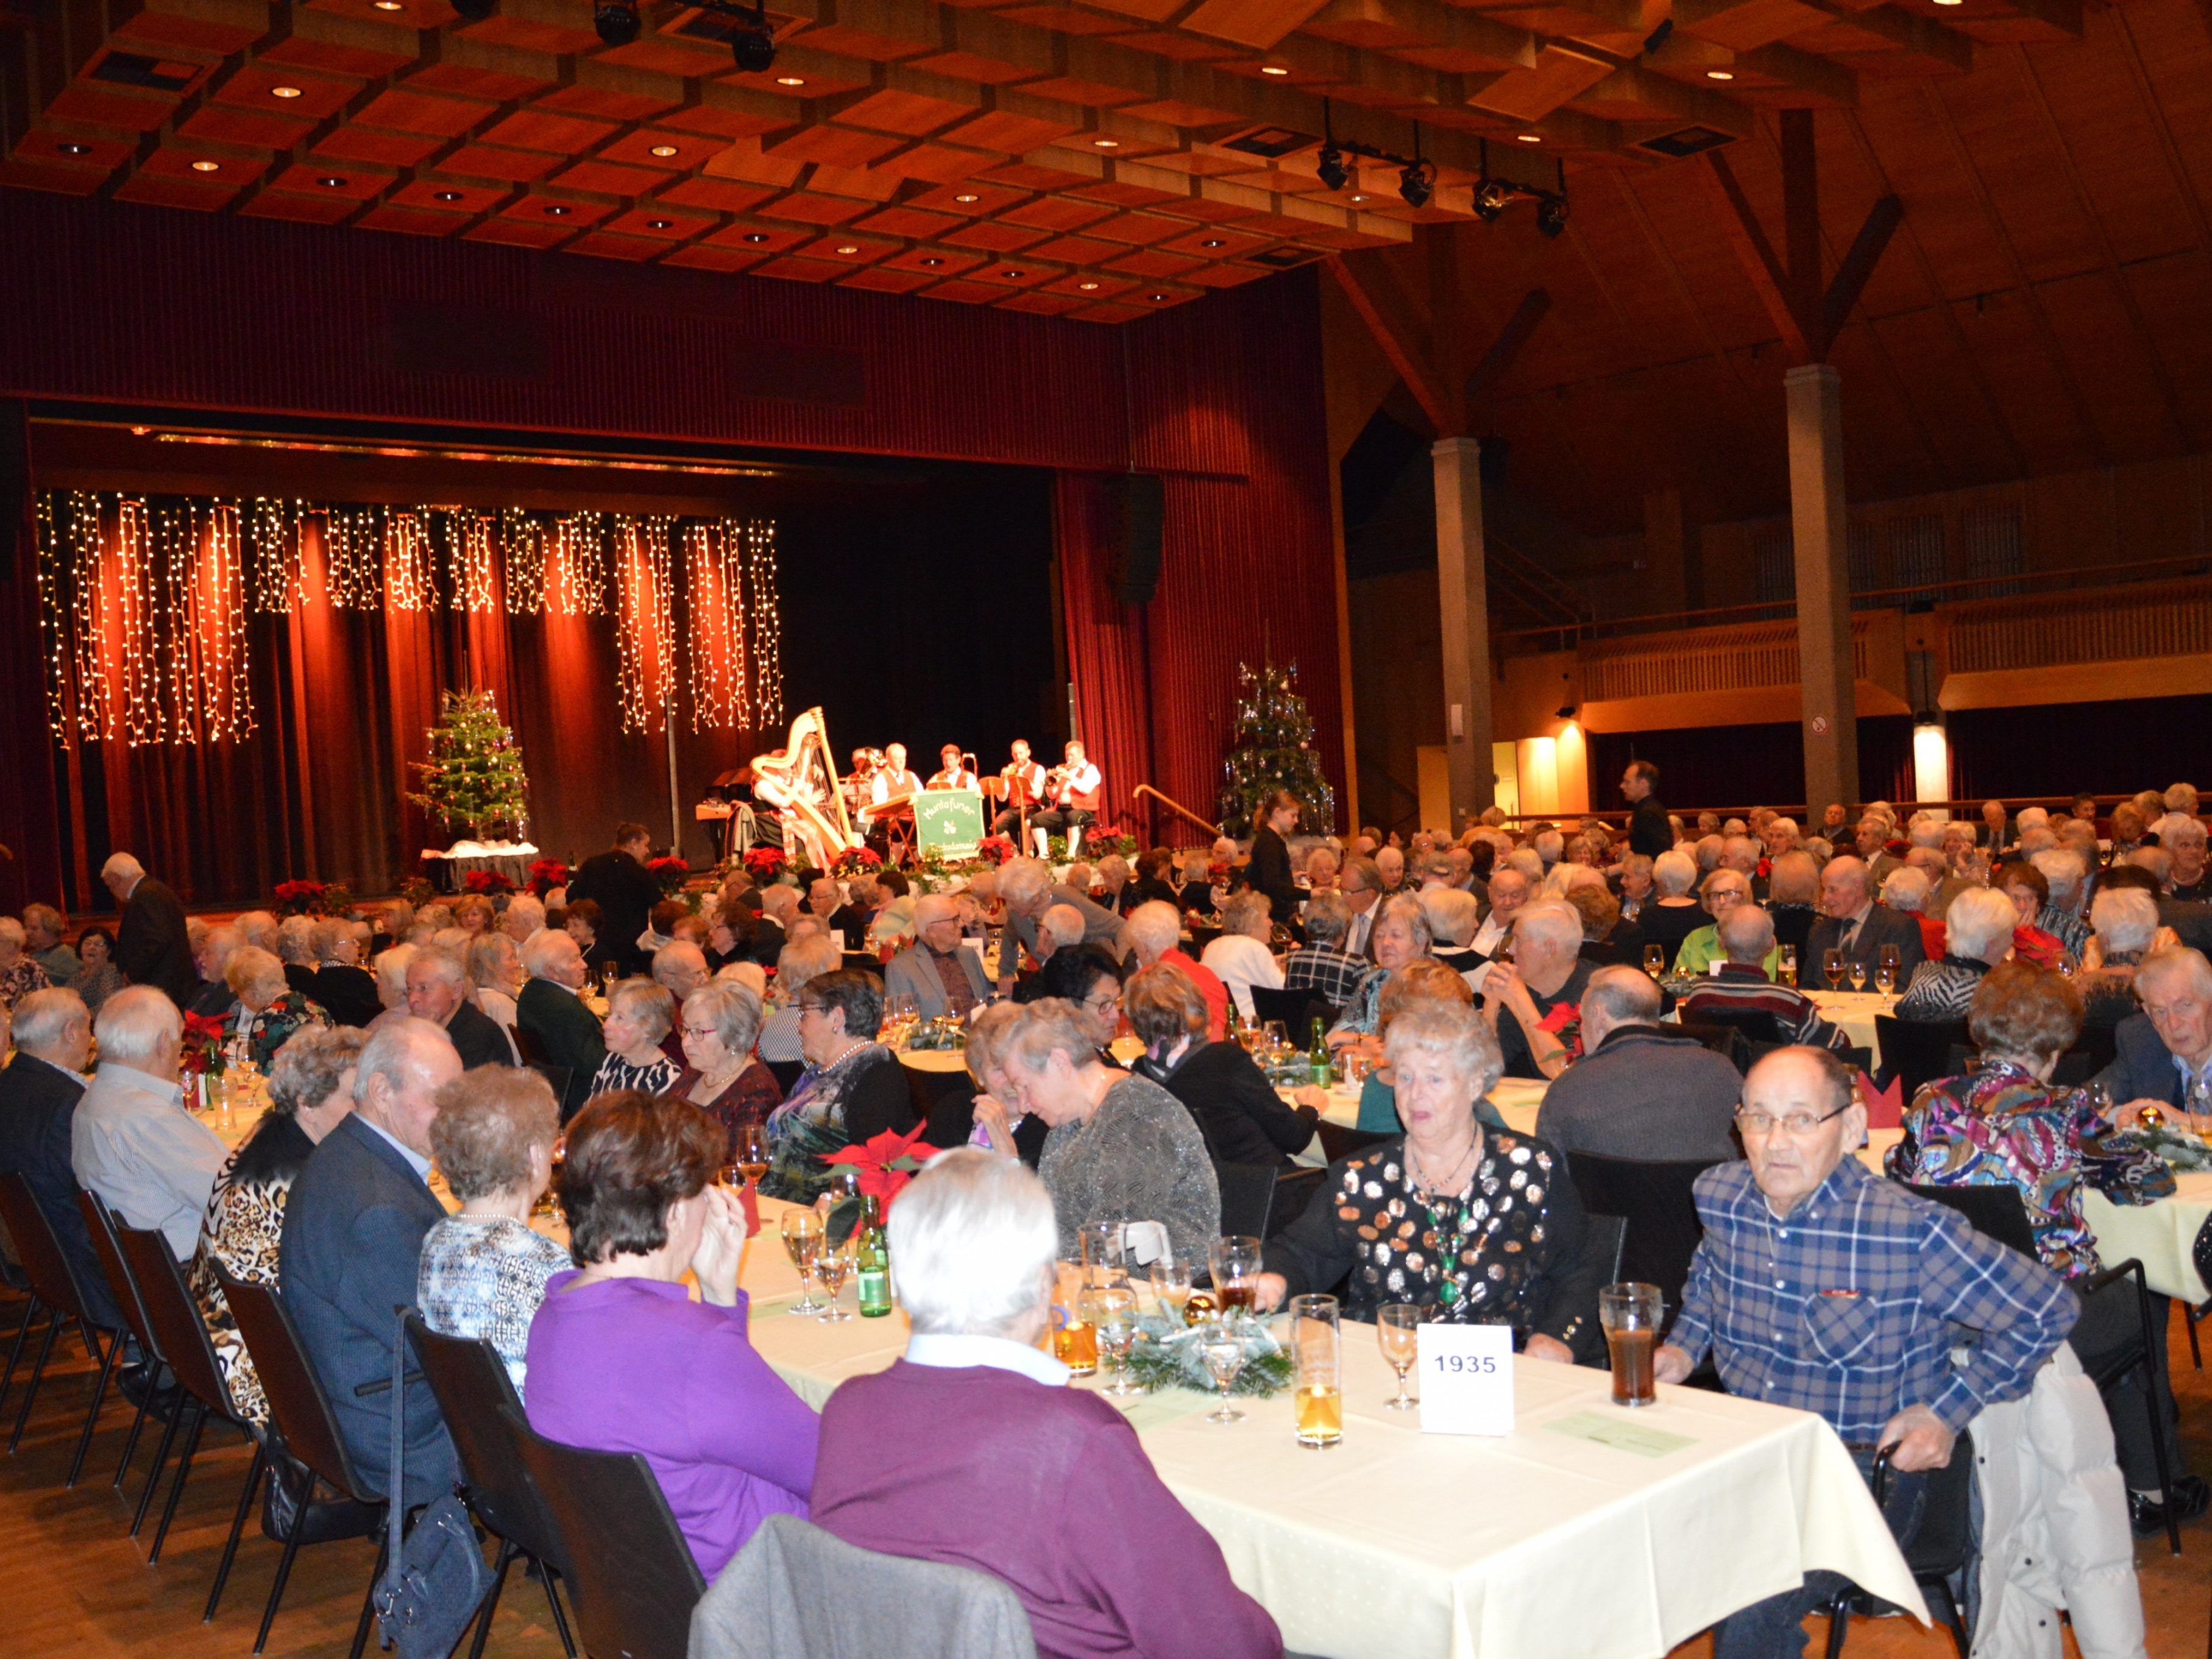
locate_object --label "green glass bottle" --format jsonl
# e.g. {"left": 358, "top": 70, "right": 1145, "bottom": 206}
{"left": 1308, "top": 1017, "right": 1331, "bottom": 1087}
{"left": 856, "top": 1193, "right": 893, "bottom": 1318}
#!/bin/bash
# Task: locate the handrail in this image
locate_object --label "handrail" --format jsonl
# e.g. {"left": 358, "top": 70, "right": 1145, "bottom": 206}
{"left": 1133, "top": 784, "right": 1223, "bottom": 838}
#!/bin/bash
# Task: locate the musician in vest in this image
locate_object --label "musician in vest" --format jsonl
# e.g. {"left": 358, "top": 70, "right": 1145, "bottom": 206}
{"left": 1031, "top": 740, "right": 1103, "bottom": 858}
{"left": 992, "top": 740, "right": 1049, "bottom": 844}
{"left": 928, "top": 745, "right": 980, "bottom": 793}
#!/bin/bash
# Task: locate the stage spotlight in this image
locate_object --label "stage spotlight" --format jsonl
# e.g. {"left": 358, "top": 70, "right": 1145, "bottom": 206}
{"left": 1317, "top": 142, "right": 1349, "bottom": 191}
{"left": 1398, "top": 157, "right": 1434, "bottom": 208}
{"left": 451, "top": 0, "right": 495, "bottom": 21}
{"left": 730, "top": 0, "right": 777, "bottom": 73}
{"left": 1537, "top": 195, "right": 1568, "bottom": 238}
{"left": 593, "top": 0, "right": 640, "bottom": 44}
{"left": 1473, "top": 177, "right": 1512, "bottom": 222}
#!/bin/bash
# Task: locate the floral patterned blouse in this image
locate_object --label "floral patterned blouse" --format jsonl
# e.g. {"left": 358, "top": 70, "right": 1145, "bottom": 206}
{"left": 1885, "top": 1059, "right": 2174, "bottom": 1279}
{"left": 1264, "top": 1128, "right": 1600, "bottom": 1356}
{"left": 0, "top": 955, "right": 51, "bottom": 1013}
{"left": 241, "top": 990, "right": 330, "bottom": 1072}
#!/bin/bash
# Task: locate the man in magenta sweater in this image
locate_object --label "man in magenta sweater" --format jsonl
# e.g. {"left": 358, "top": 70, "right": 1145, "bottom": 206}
{"left": 808, "top": 1151, "right": 1281, "bottom": 1659}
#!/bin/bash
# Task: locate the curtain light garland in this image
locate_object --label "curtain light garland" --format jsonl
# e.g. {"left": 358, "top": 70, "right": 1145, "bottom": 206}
{"left": 34, "top": 489, "right": 784, "bottom": 748}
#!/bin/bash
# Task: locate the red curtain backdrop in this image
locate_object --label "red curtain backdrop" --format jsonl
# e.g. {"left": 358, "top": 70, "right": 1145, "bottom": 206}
{"left": 0, "top": 193, "right": 1341, "bottom": 908}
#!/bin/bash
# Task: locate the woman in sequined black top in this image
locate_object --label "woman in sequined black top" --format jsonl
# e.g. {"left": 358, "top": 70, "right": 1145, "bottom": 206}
{"left": 1258, "top": 997, "right": 1603, "bottom": 1363}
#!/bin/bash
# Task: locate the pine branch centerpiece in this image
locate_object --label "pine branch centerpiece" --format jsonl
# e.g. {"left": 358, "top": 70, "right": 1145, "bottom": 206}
{"left": 407, "top": 688, "right": 531, "bottom": 845}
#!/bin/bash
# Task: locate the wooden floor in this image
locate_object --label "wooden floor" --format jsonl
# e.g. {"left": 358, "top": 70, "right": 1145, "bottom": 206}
{"left": 0, "top": 1293, "right": 2207, "bottom": 1659}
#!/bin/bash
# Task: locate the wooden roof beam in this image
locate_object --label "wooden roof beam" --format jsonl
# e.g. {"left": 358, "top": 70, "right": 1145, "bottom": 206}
{"left": 1327, "top": 247, "right": 1458, "bottom": 435}
{"left": 1464, "top": 286, "right": 1551, "bottom": 408}
{"left": 1797, "top": 2, "right": 1974, "bottom": 72}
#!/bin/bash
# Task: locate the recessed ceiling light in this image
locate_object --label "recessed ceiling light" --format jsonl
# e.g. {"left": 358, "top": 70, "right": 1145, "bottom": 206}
{"left": 1078, "top": 281, "right": 1099, "bottom": 291}
{"left": 373, "top": 2, "right": 402, "bottom": 10}
{"left": 1705, "top": 69, "right": 1734, "bottom": 79}
{"left": 1517, "top": 133, "right": 1543, "bottom": 143}
{"left": 1003, "top": 269, "right": 1024, "bottom": 277}
{"left": 649, "top": 144, "right": 679, "bottom": 158}
{"left": 317, "top": 175, "right": 346, "bottom": 187}
{"left": 1148, "top": 292, "right": 1168, "bottom": 300}
{"left": 1201, "top": 238, "right": 1224, "bottom": 247}
{"left": 434, "top": 189, "right": 462, "bottom": 201}
{"left": 1093, "top": 138, "right": 1118, "bottom": 148}
{"left": 954, "top": 193, "right": 979, "bottom": 203}
{"left": 271, "top": 85, "right": 303, "bottom": 98}
{"left": 1350, "top": 193, "right": 1366, "bottom": 202}
{"left": 545, "top": 203, "right": 570, "bottom": 215}
{"left": 190, "top": 160, "right": 221, "bottom": 172}
{"left": 776, "top": 75, "right": 805, "bottom": 86}
{"left": 920, "top": 257, "right": 943, "bottom": 266}
{"left": 1932, "top": 0, "right": 1962, "bottom": 6}
{"left": 745, "top": 232, "right": 769, "bottom": 242}
{"left": 835, "top": 244, "right": 859, "bottom": 253}
{"left": 1260, "top": 65, "right": 1289, "bottom": 76}
{"left": 648, "top": 219, "right": 673, "bottom": 229}
{"left": 58, "top": 141, "right": 89, "bottom": 156}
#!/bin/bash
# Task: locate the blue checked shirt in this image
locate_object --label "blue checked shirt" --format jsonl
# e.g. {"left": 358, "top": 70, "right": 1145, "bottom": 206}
{"left": 1669, "top": 1155, "right": 2077, "bottom": 1441}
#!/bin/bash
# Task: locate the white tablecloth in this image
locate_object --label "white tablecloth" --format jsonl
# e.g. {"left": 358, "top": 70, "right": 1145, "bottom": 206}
{"left": 1802, "top": 991, "right": 1900, "bottom": 1067}
{"left": 736, "top": 1198, "right": 1922, "bottom": 1659}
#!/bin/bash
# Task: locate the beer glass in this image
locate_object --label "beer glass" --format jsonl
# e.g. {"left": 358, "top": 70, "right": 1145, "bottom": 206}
{"left": 1777, "top": 944, "right": 1798, "bottom": 988}
{"left": 1600, "top": 1282, "right": 1665, "bottom": 1408}
{"left": 1208, "top": 1236, "right": 1263, "bottom": 1315}
{"left": 780, "top": 1209, "right": 824, "bottom": 1316}
{"left": 1822, "top": 947, "right": 1845, "bottom": 991}
{"left": 1876, "top": 943, "right": 1901, "bottom": 996}
{"left": 1377, "top": 1303, "right": 1420, "bottom": 1410}
{"left": 1051, "top": 1259, "right": 1098, "bottom": 1375}
{"left": 1289, "top": 1295, "right": 1342, "bottom": 1448}
{"left": 1642, "top": 943, "right": 1665, "bottom": 978}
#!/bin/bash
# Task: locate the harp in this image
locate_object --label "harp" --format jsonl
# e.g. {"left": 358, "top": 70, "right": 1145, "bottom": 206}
{"left": 750, "top": 707, "right": 859, "bottom": 871}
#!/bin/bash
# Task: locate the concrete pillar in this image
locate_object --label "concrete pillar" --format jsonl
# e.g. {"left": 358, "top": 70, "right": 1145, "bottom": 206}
{"left": 1785, "top": 363, "right": 1859, "bottom": 816}
{"left": 1432, "top": 436, "right": 1495, "bottom": 824}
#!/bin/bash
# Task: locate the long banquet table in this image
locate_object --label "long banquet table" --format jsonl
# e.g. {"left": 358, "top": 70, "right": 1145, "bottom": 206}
{"left": 735, "top": 1195, "right": 1922, "bottom": 1659}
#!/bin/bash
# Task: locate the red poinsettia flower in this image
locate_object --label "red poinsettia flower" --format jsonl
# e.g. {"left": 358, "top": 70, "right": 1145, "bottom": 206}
{"left": 744, "top": 846, "right": 787, "bottom": 879}
{"left": 821, "top": 1121, "right": 939, "bottom": 1208}
{"left": 180, "top": 1011, "right": 230, "bottom": 1074}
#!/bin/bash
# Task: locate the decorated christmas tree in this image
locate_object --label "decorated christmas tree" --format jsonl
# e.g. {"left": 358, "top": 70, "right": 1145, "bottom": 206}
{"left": 1218, "top": 660, "right": 1336, "bottom": 837}
{"left": 407, "top": 688, "right": 531, "bottom": 843}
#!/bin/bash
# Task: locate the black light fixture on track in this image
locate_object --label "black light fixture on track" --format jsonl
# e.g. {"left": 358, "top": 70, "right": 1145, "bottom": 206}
{"left": 593, "top": 0, "right": 640, "bottom": 45}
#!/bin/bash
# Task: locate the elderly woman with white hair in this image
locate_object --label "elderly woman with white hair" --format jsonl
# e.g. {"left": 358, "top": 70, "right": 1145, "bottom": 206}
{"left": 591, "top": 978, "right": 684, "bottom": 1098}
{"left": 188, "top": 1024, "right": 366, "bottom": 1424}
{"left": 1897, "top": 887, "right": 2019, "bottom": 1022}
{"left": 676, "top": 981, "right": 782, "bottom": 1154}
{"left": 1197, "top": 890, "right": 1283, "bottom": 1025}
{"left": 0, "top": 916, "right": 52, "bottom": 1013}
{"left": 467, "top": 930, "right": 525, "bottom": 1039}
{"left": 806, "top": 1150, "right": 1282, "bottom": 1659}
{"left": 1255, "top": 999, "right": 1599, "bottom": 1359}
{"left": 759, "top": 933, "right": 843, "bottom": 1064}
{"left": 762, "top": 970, "right": 912, "bottom": 1201}
{"left": 307, "top": 918, "right": 379, "bottom": 1028}
{"left": 1122, "top": 899, "right": 1228, "bottom": 1039}
{"left": 373, "top": 942, "right": 417, "bottom": 1014}
{"left": 2163, "top": 816, "right": 2211, "bottom": 904}
{"left": 1329, "top": 893, "right": 1432, "bottom": 1052}
{"left": 2077, "top": 888, "right": 2169, "bottom": 1031}
{"left": 1484, "top": 900, "right": 1597, "bottom": 1081}
{"left": 1004, "top": 998, "right": 1219, "bottom": 1264}
{"left": 274, "top": 915, "right": 321, "bottom": 997}
{"left": 1636, "top": 848, "right": 1708, "bottom": 971}
{"left": 227, "top": 944, "right": 331, "bottom": 1071}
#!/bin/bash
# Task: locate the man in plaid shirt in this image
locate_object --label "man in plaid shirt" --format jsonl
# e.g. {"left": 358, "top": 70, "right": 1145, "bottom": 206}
{"left": 1281, "top": 893, "right": 1367, "bottom": 1011}
{"left": 1655, "top": 1047, "right": 2076, "bottom": 1658}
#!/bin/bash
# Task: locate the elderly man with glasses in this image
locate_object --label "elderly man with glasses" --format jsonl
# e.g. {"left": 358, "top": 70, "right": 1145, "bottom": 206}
{"left": 1654, "top": 1047, "right": 2076, "bottom": 1659}
{"left": 884, "top": 894, "right": 990, "bottom": 1021}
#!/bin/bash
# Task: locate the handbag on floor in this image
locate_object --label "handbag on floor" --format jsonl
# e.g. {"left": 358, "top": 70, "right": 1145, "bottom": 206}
{"left": 373, "top": 1308, "right": 493, "bottom": 1659}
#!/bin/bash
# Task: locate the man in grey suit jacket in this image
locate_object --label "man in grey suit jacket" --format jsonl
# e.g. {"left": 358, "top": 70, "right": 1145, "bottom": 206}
{"left": 1803, "top": 856, "right": 1927, "bottom": 983}
{"left": 280, "top": 1016, "right": 463, "bottom": 1505}
{"left": 2096, "top": 949, "right": 2212, "bottom": 1114}
{"left": 884, "top": 896, "right": 991, "bottom": 1020}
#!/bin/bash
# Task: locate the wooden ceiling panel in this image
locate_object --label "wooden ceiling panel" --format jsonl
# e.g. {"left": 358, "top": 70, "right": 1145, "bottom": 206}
{"left": 257, "top": 36, "right": 417, "bottom": 79}
{"left": 478, "top": 108, "right": 621, "bottom": 152}
{"left": 651, "top": 175, "right": 780, "bottom": 211}
{"left": 175, "top": 104, "right": 320, "bottom": 148}
{"left": 761, "top": 124, "right": 905, "bottom": 166}
{"left": 311, "top": 126, "right": 448, "bottom": 165}
{"left": 879, "top": 243, "right": 989, "bottom": 273}
{"left": 437, "top": 143, "right": 564, "bottom": 180}
{"left": 495, "top": 192, "right": 616, "bottom": 226}
{"left": 355, "top": 202, "right": 472, "bottom": 235}
{"left": 660, "top": 242, "right": 771, "bottom": 269}
{"left": 564, "top": 230, "right": 672, "bottom": 259}
{"left": 403, "top": 62, "right": 553, "bottom": 100}
{"left": 872, "top": 142, "right": 1003, "bottom": 181}
{"left": 110, "top": 7, "right": 263, "bottom": 57}
{"left": 795, "top": 230, "right": 902, "bottom": 262}
{"left": 547, "top": 158, "right": 672, "bottom": 194}
{"left": 750, "top": 253, "right": 857, "bottom": 281}
{"left": 755, "top": 186, "right": 876, "bottom": 224}
{"left": 392, "top": 176, "right": 506, "bottom": 208}
{"left": 837, "top": 264, "right": 941, "bottom": 291}
{"left": 852, "top": 203, "right": 970, "bottom": 237}
{"left": 905, "top": 179, "right": 1030, "bottom": 213}
{"left": 238, "top": 188, "right": 366, "bottom": 223}
{"left": 447, "top": 13, "right": 602, "bottom": 53}
{"left": 268, "top": 161, "right": 389, "bottom": 199}
{"left": 536, "top": 83, "right": 682, "bottom": 121}
{"left": 462, "top": 216, "right": 574, "bottom": 246}
{"left": 832, "top": 88, "right": 977, "bottom": 136}
{"left": 211, "top": 66, "right": 363, "bottom": 121}
{"left": 996, "top": 193, "right": 1117, "bottom": 230}
{"left": 942, "top": 218, "right": 1056, "bottom": 250}
{"left": 355, "top": 87, "right": 495, "bottom": 136}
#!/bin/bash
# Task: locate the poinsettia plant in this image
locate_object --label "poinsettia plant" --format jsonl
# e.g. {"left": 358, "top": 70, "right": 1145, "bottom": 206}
{"left": 834, "top": 846, "right": 883, "bottom": 877}
{"left": 272, "top": 879, "right": 328, "bottom": 916}
{"left": 821, "top": 1122, "right": 938, "bottom": 1210}
{"left": 645, "top": 855, "right": 690, "bottom": 893}
{"left": 463, "top": 868, "right": 517, "bottom": 896}
{"left": 180, "top": 1012, "right": 230, "bottom": 1077}
{"left": 526, "top": 858, "right": 569, "bottom": 897}
{"left": 973, "top": 835, "right": 1016, "bottom": 867}
{"left": 743, "top": 845, "right": 788, "bottom": 880}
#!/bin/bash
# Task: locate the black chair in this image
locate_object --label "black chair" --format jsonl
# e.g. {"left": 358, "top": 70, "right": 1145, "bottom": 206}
{"left": 906, "top": 1067, "right": 977, "bottom": 1151}
{"left": 1314, "top": 1121, "right": 1392, "bottom": 1164}
{"left": 1674, "top": 1021, "right": 1746, "bottom": 1073}
{"left": 1249, "top": 986, "right": 1333, "bottom": 1042}
{"left": 1680, "top": 1005, "right": 1791, "bottom": 1048}
{"left": 215, "top": 1268, "right": 389, "bottom": 1656}
{"left": 505, "top": 1404, "right": 704, "bottom": 1659}
{"left": 0, "top": 1171, "right": 124, "bottom": 1461}
{"left": 1214, "top": 1161, "right": 1276, "bottom": 1240}
{"left": 1564, "top": 1153, "right": 1725, "bottom": 1320}
{"left": 1874, "top": 1016, "right": 1971, "bottom": 1102}
{"left": 403, "top": 1315, "right": 576, "bottom": 1659}
{"left": 112, "top": 1222, "right": 261, "bottom": 1577}
{"left": 1270, "top": 1167, "right": 1325, "bottom": 1237}
{"left": 765, "top": 1059, "right": 806, "bottom": 1095}
{"left": 1823, "top": 1434, "right": 1976, "bottom": 1657}
{"left": 1907, "top": 1181, "right": 2183, "bottom": 1557}
{"left": 73, "top": 1189, "right": 163, "bottom": 1498}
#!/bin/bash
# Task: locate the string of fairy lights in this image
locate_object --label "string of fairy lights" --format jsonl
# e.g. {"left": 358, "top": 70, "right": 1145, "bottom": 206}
{"left": 33, "top": 490, "right": 784, "bottom": 748}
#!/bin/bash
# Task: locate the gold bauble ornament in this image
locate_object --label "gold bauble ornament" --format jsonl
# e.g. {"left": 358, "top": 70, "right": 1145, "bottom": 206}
{"left": 1182, "top": 1291, "right": 1218, "bottom": 1326}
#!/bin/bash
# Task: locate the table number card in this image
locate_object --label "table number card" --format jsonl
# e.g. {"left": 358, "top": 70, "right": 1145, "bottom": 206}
{"left": 1417, "top": 1323, "right": 1515, "bottom": 1436}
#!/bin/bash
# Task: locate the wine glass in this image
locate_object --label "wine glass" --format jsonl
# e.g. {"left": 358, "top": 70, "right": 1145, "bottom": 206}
{"left": 780, "top": 1209, "right": 824, "bottom": 1315}
{"left": 1199, "top": 1322, "right": 1246, "bottom": 1423}
{"left": 1876, "top": 944, "right": 1901, "bottom": 996}
{"left": 1848, "top": 956, "right": 1868, "bottom": 992}
{"left": 1377, "top": 1303, "right": 1420, "bottom": 1412}
{"left": 733, "top": 1124, "right": 769, "bottom": 1190}
{"left": 814, "top": 1236, "right": 854, "bottom": 1322}
{"left": 1777, "top": 945, "right": 1798, "bottom": 988}
{"left": 1150, "top": 1256, "right": 1196, "bottom": 1326}
{"left": 1207, "top": 1236, "right": 1263, "bottom": 1314}
{"left": 1822, "top": 947, "right": 1845, "bottom": 991}
{"left": 1642, "top": 943, "right": 1665, "bottom": 978}
{"left": 1083, "top": 1286, "right": 1141, "bottom": 1396}
{"left": 1261, "top": 1021, "right": 1289, "bottom": 1059}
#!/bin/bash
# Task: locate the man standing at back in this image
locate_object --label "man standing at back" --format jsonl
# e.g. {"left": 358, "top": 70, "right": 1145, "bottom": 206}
{"left": 101, "top": 852, "right": 197, "bottom": 1008}
{"left": 567, "top": 822, "right": 661, "bottom": 977}
{"left": 1622, "top": 760, "right": 1671, "bottom": 860}
{"left": 280, "top": 1015, "right": 464, "bottom": 1505}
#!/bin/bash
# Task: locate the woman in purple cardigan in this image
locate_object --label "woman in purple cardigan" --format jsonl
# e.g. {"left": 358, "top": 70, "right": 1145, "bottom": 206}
{"left": 525, "top": 1089, "right": 818, "bottom": 1580}
{"left": 809, "top": 1150, "right": 1281, "bottom": 1659}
